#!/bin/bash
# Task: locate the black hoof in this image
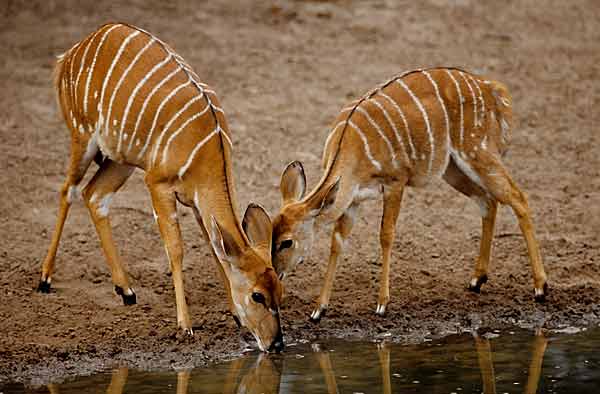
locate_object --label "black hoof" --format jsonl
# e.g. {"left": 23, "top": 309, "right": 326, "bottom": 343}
{"left": 467, "top": 275, "right": 488, "bottom": 294}
{"left": 309, "top": 308, "right": 326, "bottom": 323}
{"left": 37, "top": 280, "right": 51, "bottom": 293}
{"left": 534, "top": 283, "right": 549, "bottom": 303}
{"left": 115, "top": 286, "right": 137, "bottom": 305}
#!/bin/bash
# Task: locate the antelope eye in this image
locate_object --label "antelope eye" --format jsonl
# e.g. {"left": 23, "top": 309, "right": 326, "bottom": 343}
{"left": 279, "top": 239, "right": 294, "bottom": 251}
{"left": 251, "top": 292, "right": 266, "bottom": 305}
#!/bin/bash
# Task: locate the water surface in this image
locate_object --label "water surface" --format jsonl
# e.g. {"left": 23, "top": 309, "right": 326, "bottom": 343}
{"left": 7, "top": 327, "right": 600, "bottom": 393}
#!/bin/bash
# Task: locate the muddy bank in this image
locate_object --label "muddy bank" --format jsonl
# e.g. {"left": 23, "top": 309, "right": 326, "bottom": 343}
{"left": 1, "top": 0, "right": 599, "bottom": 386}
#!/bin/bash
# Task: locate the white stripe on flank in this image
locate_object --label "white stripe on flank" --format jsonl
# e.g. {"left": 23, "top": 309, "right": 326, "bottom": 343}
{"left": 422, "top": 70, "right": 450, "bottom": 172}
{"left": 355, "top": 106, "right": 398, "bottom": 168}
{"left": 157, "top": 98, "right": 211, "bottom": 166}
{"left": 150, "top": 93, "right": 205, "bottom": 166}
{"left": 178, "top": 127, "right": 220, "bottom": 178}
{"left": 396, "top": 79, "right": 434, "bottom": 176}
{"left": 69, "top": 43, "right": 83, "bottom": 101}
{"left": 220, "top": 128, "right": 233, "bottom": 147}
{"left": 84, "top": 24, "right": 120, "bottom": 114}
{"left": 126, "top": 66, "right": 182, "bottom": 154}
{"left": 348, "top": 120, "right": 382, "bottom": 171}
{"left": 98, "top": 30, "right": 140, "bottom": 125}
{"left": 108, "top": 36, "right": 157, "bottom": 152}
{"left": 137, "top": 80, "right": 191, "bottom": 160}
{"left": 74, "top": 29, "right": 104, "bottom": 108}
{"left": 459, "top": 71, "right": 478, "bottom": 128}
{"left": 468, "top": 75, "right": 485, "bottom": 124}
{"left": 445, "top": 70, "right": 464, "bottom": 151}
{"left": 378, "top": 91, "right": 417, "bottom": 161}
{"left": 118, "top": 52, "right": 172, "bottom": 145}
{"left": 369, "top": 97, "right": 410, "bottom": 164}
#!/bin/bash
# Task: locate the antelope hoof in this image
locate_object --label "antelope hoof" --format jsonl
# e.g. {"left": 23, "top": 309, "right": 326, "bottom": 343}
{"left": 114, "top": 286, "right": 137, "bottom": 305}
{"left": 310, "top": 305, "right": 327, "bottom": 323}
{"left": 534, "top": 283, "right": 548, "bottom": 303}
{"left": 182, "top": 327, "right": 194, "bottom": 336}
{"left": 467, "top": 275, "right": 488, "bottom": 294}
{"left": 375, "top": 303, "right": 387, "bottom": 316}
{"left": 37, "top": 278, "right": 52, "bottom": 293}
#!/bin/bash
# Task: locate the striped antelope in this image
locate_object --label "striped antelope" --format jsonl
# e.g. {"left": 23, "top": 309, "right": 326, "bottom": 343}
{"left": 272, "top": 67, "right": 548, "bottom": 321}
{"left": 38, "top": 23, "right": 284, "bottom": 351}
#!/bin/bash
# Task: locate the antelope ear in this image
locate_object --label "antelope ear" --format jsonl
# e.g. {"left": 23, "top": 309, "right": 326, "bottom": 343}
{"left": 242, "top": 203, "right": 272, "bottom": 260}
{"left": 210, "top": 216, "right": 242, "bottom": 264}
{"left": 308, "top": 177, "right": 340, "bottom": 217}
{"left": 280, "top": 161, "right": 306, "bottom": 204}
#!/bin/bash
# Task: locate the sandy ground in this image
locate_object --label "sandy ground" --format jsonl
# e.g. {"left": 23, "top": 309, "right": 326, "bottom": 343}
{"left": 0, "top": 0, "right": 599, "bottom": 386}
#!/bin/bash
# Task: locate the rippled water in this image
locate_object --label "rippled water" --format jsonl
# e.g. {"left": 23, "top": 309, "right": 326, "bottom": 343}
{"left": 5, "top": 327, "right": 600, "bottom": 393}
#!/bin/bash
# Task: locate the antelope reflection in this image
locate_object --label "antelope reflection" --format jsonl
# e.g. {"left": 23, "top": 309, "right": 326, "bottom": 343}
{"left": 45, "top": 332, "right": 548, "bottom": 393}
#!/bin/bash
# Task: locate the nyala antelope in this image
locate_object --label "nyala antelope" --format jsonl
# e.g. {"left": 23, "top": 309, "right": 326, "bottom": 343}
{"left": 38, "top": 23, "right": 284, "bottom": 351}
{"left": 272, "top": 67, "right": 548, "bottom": 321}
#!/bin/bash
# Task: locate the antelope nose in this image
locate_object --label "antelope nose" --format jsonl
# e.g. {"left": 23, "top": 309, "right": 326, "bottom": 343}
{"left": 269, "top": 330, "right": 284, "bottom": 353}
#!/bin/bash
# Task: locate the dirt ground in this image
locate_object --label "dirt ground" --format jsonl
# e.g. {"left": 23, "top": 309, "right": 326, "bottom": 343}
{"left": 1, "top": 0, "right": 599, "bottom": 386}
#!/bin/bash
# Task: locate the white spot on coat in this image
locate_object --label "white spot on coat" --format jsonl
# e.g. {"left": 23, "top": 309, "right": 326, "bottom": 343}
{"left": 96, "top": 193, "right": 114, "bottom": 217}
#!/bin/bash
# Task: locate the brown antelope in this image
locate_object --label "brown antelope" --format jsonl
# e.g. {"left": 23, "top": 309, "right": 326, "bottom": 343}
{"left": 38, "top": 23, "right": 284, "bottom": 351}
{"left": 272, "top": 67, "right": 548, "bottom": 321}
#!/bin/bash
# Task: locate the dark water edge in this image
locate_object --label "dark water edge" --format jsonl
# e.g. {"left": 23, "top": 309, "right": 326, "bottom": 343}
{"left": 2, "top": 326, "right": 599, "bottom": 394}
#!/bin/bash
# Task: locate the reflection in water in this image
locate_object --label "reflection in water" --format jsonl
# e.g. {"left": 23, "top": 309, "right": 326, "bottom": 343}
{"left": 40, "top": 328, "right": 600, "bottom": 394}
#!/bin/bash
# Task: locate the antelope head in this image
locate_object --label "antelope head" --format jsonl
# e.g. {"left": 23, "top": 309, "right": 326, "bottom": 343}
{"left": 271, "top": 161, "right": 339, "bottom": 279}
{"left": 209, "top": 204, "right": 284, "bottom": 352}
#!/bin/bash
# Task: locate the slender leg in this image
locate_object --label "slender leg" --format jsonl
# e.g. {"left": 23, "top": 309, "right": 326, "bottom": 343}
{"left": 146, "top": 179, "right": 192, "bottom": 333}
{"left": 524, "top": 330, "right": 548, "bottom": 394}
{"left": 105, "top": 367, "right": 128, "bottom": 394}
{"left": 313, "top": 344, "right": 338, "bottom": 394}
{"left": 377, "top": 342, "right": 392, "bottom": 394}
{"left": 480, "top": 163, "right": 548, "bottom": 301}
{"left": 176, "top": 370, "right": 192, "bottom": 394}
{"left": 38, "top": 137, "right": 96, "bottom": 292}
{"left": 468, "top": 200, "right": 498, "bottom": 293}
{"left": 376, "top": 185, "right": 404, "bottom": 316}
{"left": 310, "top": 203, "right": 358, "bottom": 322}
{"left": 82, "top": 160, "right": 136, "bottom": 304}
{"left": 444, "top": 158, "right": 497, "bottom": 293}
{"left": 473, "top": 333, "right": 497, "bottom": 394}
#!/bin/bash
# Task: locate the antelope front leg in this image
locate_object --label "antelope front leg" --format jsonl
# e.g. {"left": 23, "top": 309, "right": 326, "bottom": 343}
{"left": 147, "top": 180, "right": 192, "bottom": 334}
{"left": 310, "top": 203, "right": 357, "bottom": 322}
{"left": 468, "top": 200, "right": 498, "bottom": 293}
{"left": 376, "top": 185, "right": 404, "bottom": 316}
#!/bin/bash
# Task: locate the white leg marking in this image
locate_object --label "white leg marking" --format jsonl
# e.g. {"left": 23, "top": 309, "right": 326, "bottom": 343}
{"left": 369, "top": 97, "right": 410, "bottom": 164}
{"left": 84, "top": 24, "right": 121, "bottom": 115}
{"left": 177, "top": 127, "right": 220, "bottom": 178}
{"left": 98, "top": 30, "right": 141, "bottom": 124}
{"left": 379, "top": 91, "right": 418, "bottom": 161}
{"left": 423, "top": 70, "right": 451, "bottom": 173}
{"left": 151, "top": 94, "right": 207, "bottom": 166}
{"left": 126, "top": 66, "right": 182, "bottom": 154}
{"left": 67, "top": 185, "right": 80, "bottom": 204}
{"left": 396, "top": 79, "right": 434, "bottom": 176}
{"left": 137, "top": 79, "right": 191, "bottom": 160}
{"left": 355, "top": 106, "right": 398, "bottom": 168}
{"left": 450, "top": 148, "right": 485, "bottom": 189}
{"left": 459, "top": 71, "right": 478, "bottom": 128}
{"left": 445, "top": 70, "right": 464, "bottom": 151}
{"left": 348, "top": 120, "right": 382, "bottom": 171}
{"left": 96, "top": 193, "right": 114, "bottom": 218}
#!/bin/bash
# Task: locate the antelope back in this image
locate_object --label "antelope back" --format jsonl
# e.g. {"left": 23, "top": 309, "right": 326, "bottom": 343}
{"left": 322, "top": 67, "right": 513, "bottom": 186}
{"left": 55, "top": 23, "right": 229, "bottom": 177}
